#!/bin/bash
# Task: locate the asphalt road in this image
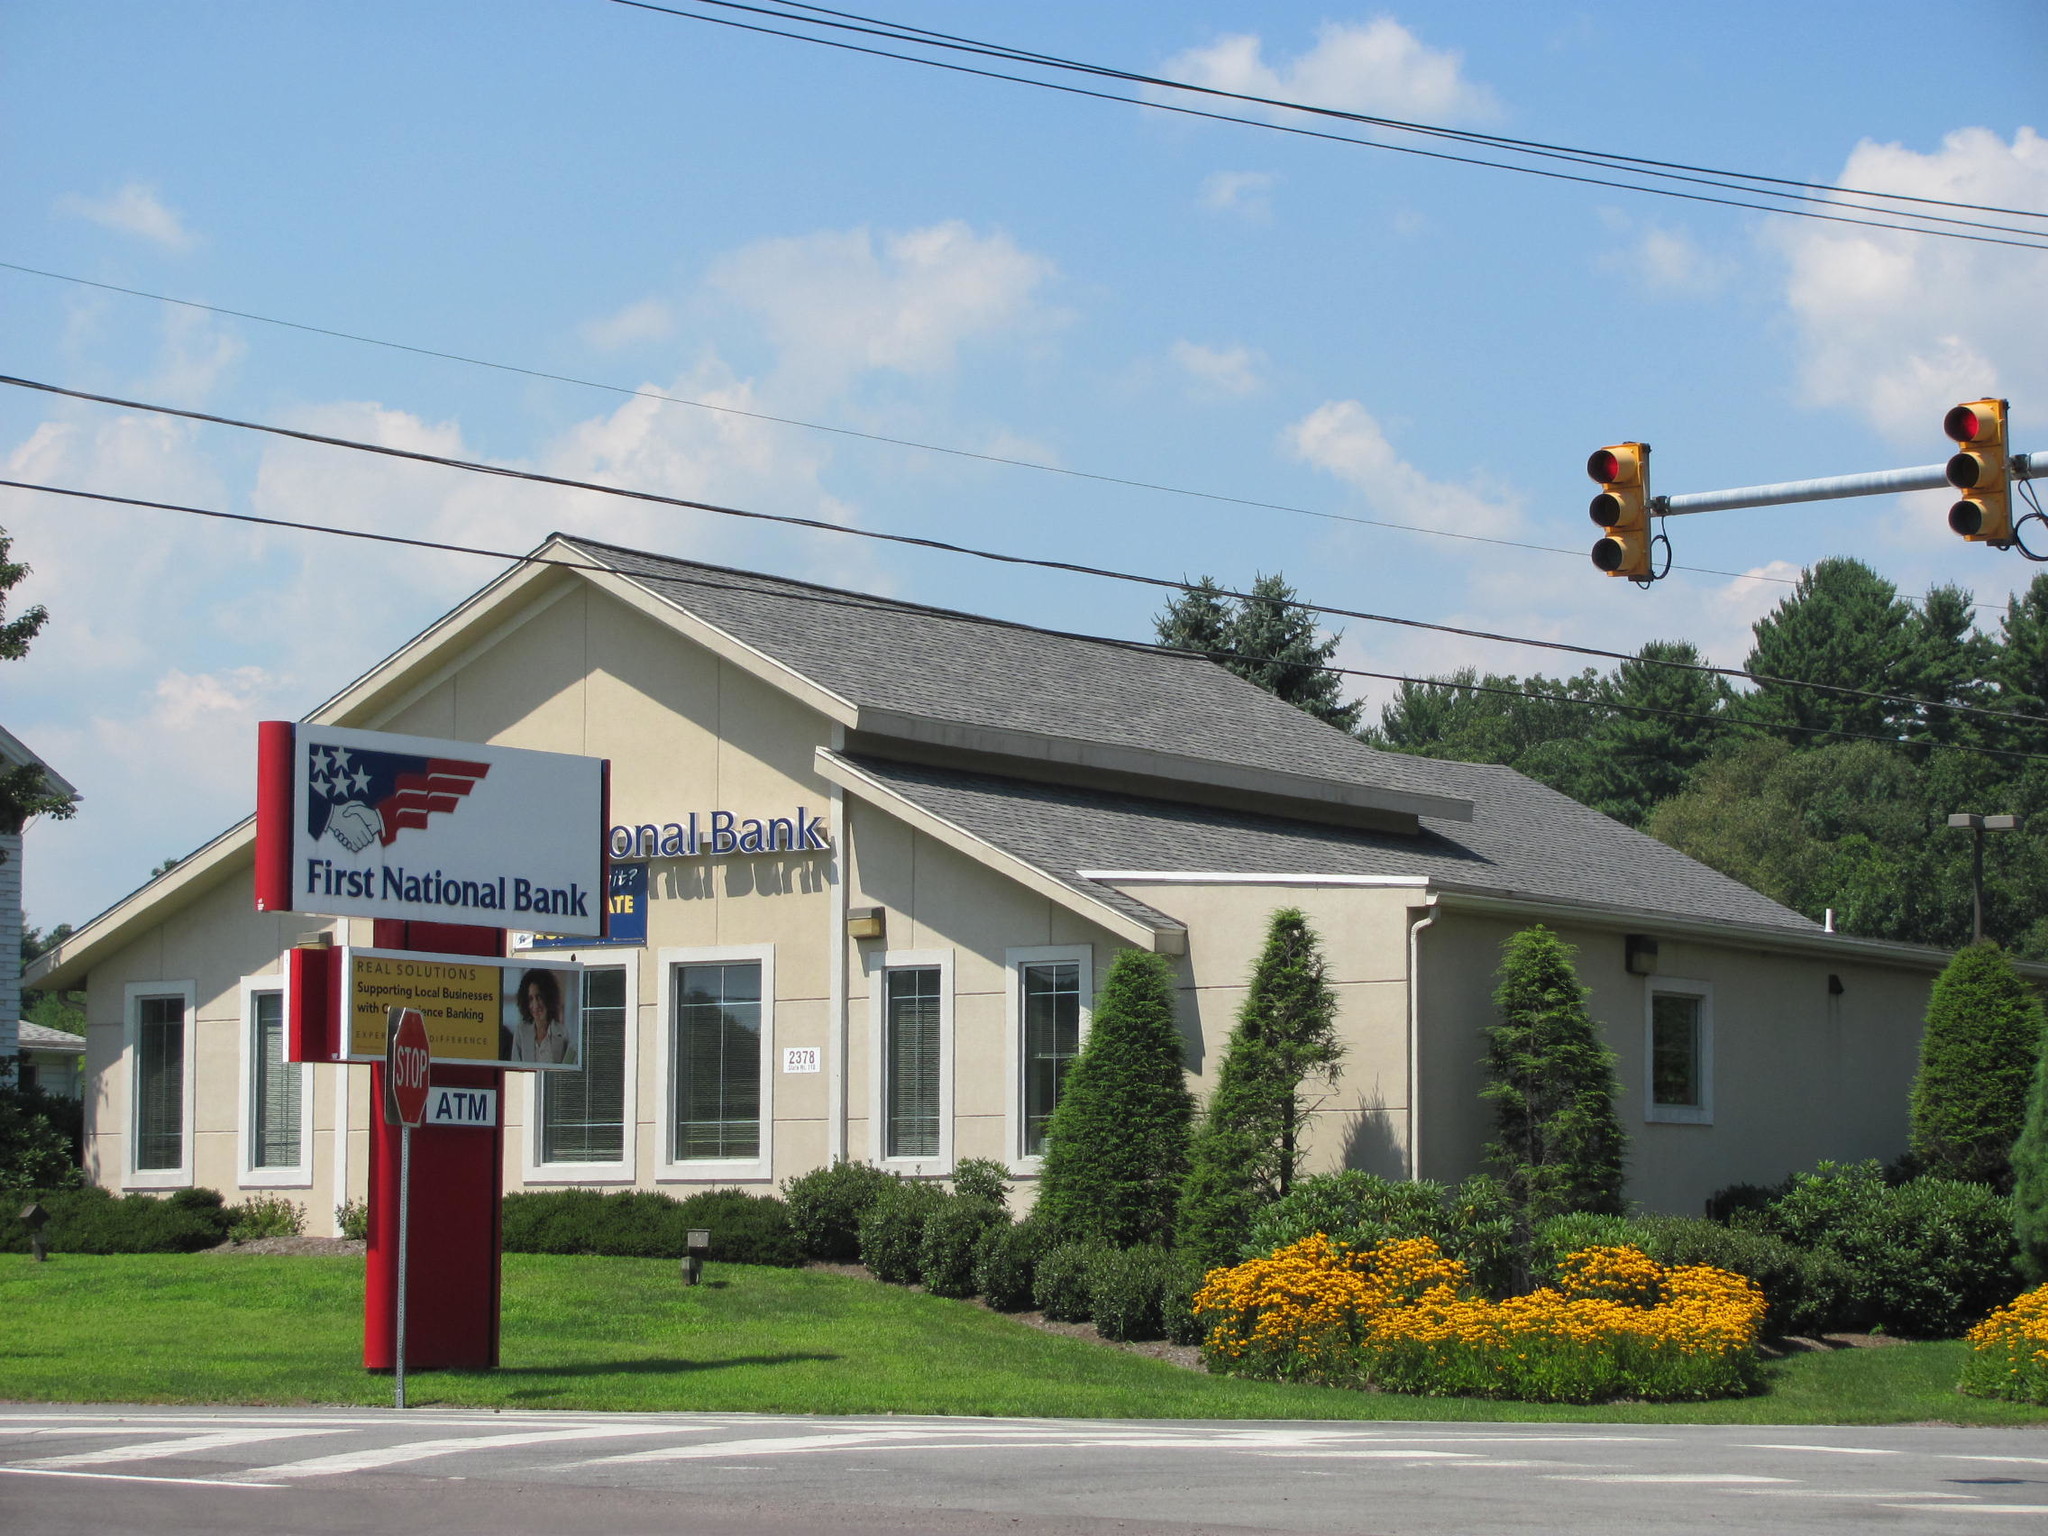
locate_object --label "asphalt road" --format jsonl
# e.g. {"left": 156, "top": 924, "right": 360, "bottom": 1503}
{"left": 3, "top": 1405, "right": 2046, "bottom": 1534}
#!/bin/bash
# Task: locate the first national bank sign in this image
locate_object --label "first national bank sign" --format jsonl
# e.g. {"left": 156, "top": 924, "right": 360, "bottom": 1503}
{"left": 255, "top": 722, "right": 609, "bottom": 937}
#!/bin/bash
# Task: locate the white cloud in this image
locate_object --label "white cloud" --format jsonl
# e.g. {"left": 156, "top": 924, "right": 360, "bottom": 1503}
{"left": 1773, "top": 126, "right": 2048, "bottom": 443}
{"left": 1286, "top": 398, "right": 1520, "bottom": 530}
{"left": 580, "top": 298, "right": 674, "bottom": 351}
{"left": 1601, "top": 219, "right": 1732, "bottom": 296}
{"left": 55, "top": 182, "right": 197, "bottom": 251}
{"left": 1157, "top": 19, "right": 1499, "bottom": 125}
{"left": 1170, "top": 340, "right": 1264, "bottom": 397}
{"left": 708, "top": 220, "right": 1056, "bottom": 388}
{"left": 1199, "top": 170, "right": 1275, "bottom": 218}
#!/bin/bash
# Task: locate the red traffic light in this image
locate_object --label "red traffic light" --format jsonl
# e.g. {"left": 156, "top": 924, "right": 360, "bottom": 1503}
{"left": 1586, "top": 449, "right": 1619, "bottom": 483}
{"left": 1945, "top": 404, "right": 1985, "bottom": 444}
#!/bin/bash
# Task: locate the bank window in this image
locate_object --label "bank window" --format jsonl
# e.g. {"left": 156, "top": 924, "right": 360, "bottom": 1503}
{"left": 1646, "top": 982, "right": 1712, "bottom": 1125}
{"left": 543, "top": 966, "right": 628, "bottom": 1164}
{"left": 248, "top": 990, "right": 301, "bottom": 1169}
{"left": 134, "top": 992, "right": 187, "bottom": 1174}
{"left": 885, "top": 967, "right": 943, "bottom": 1159}
{"left": 1021, "top": 961, "right": 1082, "bottom": 1157}
{"left": 672, "top": 961, "right": 762, "bottom": 1161}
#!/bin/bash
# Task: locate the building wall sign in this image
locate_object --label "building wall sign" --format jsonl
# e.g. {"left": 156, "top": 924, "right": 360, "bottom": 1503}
{"left": 516, "top": 862, "right": 648, "bottom": 951}
{"left": 609, "top": 808, "right": 831, "bottom": 860}
{"left": 256, "top": 721, "right": 609, "bottom": 937}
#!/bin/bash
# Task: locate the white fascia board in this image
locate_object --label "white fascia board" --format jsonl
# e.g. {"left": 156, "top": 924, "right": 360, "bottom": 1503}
{"left": 1082, "top": 871, "right": 1431, "bottom": 887}
{"left": 816, "top": 748, "right": 1183, "bottom": 954}
{"left": 853, "top": 707, "right": 1473, "bottom": 824}
{"left": 1430, "top": 885, "right": 2020, "bottom": 977}
{"left": 0, "top": 722, "right": 78, "bottom": 801}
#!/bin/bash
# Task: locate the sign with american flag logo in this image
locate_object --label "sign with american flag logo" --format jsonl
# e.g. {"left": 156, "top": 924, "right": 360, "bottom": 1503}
{"left": 256, "top": 722, "right": 609, "bottom": 936}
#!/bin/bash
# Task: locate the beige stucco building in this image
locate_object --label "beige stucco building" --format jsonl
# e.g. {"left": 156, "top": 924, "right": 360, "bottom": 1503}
{"left": 28, "top": 537, "right": 1969, "bottom": 1232}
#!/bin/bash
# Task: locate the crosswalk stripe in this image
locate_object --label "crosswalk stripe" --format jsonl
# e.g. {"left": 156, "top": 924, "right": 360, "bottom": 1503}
{"left": 1544, "top": 1474, "right": 1793, "bottom": 1484}
{"left": 253, "top": 1423, "right": 692, "bottom": 1479}
{"left": 22, "top": 1428, "right": 353, "bottom": 1468}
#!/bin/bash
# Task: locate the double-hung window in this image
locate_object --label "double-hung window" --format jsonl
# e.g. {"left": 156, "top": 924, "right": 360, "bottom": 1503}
{"left": 241, "top": 979, "right": 309, "bottom": 1183}
{"left": 869, "top": 949, "right": 952, "bottom": 1174}
{"left": 658, "top": 945, "right": 773, "bottom": 1179}
{"left": 1005, "top": 946, "right": 1092, "bottom": 1170}
{"left": 539, "top": 964, "right": 632, "bottom": 1169}
{"left": 1645, "top": 980, "right": 1713, "bottom": 1125}
{"left": 126, "top": 981, "right": 195, "bottom": 1186}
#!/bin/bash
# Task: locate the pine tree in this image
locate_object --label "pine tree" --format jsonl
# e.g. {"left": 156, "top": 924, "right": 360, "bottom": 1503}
{"left": 1178, "top": 909, "right": 1344, "bottom": 1268}
{"left": 1484, "top": 926, "right": 1626, "bottom": 1224}
{"left": 1153, "top": 574, "right": 1361, "bottom": 732}
{"left": 2011, "top": 1029, "right": 2048, "bottom": 1282}
{"left": 1033, "top": 950, "right": 1195, "bottom": 1248}
{"left": 1909, "top": 941, "right": 2046, "bottom": 1189}
{"left": 1570, "top": 640, "right": 1729, "bottom": 826}
{"left": 1738, "top": 557, "right": 1916, "bottom": 741}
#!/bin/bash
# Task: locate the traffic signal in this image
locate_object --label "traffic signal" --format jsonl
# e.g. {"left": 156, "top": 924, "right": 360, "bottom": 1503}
{"left": 1588, "top": 442, "right": 1652, "bottom": 578}
{"left": 1944, "top": 398, "right": 2012, "bottom": 544}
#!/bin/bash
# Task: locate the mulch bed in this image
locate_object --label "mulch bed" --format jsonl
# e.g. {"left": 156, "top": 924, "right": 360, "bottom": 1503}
{"left": 208, "top": 1236, "right": 366, "bottom": 1256}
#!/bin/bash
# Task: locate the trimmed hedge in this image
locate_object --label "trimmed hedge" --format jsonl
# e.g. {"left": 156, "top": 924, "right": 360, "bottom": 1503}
{"left": 919, "top": 1198, "right": 1007, "bottom": 1298}
{"left": 3, "top": 1186, "right": 232, "bottom": 1254}
{"left": 782, "top": 1160, "right": 896, "bottom": 1261}
{"left": 858, "top": 1180, "right": 946, "bottom": 1284}
{"left": 1246, "top": 1171, "right": 1518, "bottom": 1296}
{"left": 501, "top": 1187, "right": 802, "bottom": 1266}
{"left": 973, "top": 1218, "right": 1052, "bottom": 1311}
{"left": 1033, "top": 1241, "right": 1102, "bottom": 1322}
{"left": 1086, "top": 1245, "right": 1177, "bottom": 1341}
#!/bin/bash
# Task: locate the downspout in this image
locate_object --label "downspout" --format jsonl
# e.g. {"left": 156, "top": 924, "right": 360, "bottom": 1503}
{"left": 1406, "top": 894, "right": 1439, "bottom": 1184}
{"left": 826, "top": 779, "right": 849, "bottom": 1165}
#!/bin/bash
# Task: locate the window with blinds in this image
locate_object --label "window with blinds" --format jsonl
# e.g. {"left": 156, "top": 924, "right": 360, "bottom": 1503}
{"left": 249, "top": 990, "right": 301, "bottom": 1168}
{"left": 885, "top": 966, "right": 942, "bottom": 1160}
{"left": 135, "top": 994, "right": 186, "bottom": 1171}
{"left": 1021, "top": 961, "right": 1081, "bottom": 1157}
{"left": 543, "top": 966, "right": 628, "bottom": 1163}
{"left": 673, "top": 961, "right": 761, "bottom": 1161}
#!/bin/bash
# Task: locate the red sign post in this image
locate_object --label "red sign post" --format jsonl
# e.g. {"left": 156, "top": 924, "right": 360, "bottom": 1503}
{"left": 385, "top": 1007, "right": 429, "bottom": 1409}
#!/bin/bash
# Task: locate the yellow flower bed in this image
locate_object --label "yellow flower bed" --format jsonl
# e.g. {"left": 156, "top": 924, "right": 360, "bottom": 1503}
{"left": 1960, "top": 1284, "right": 2048, "bottom": 1405}
{"left": 1194, "top": 1236, "right": 1765, "bottom": 1403}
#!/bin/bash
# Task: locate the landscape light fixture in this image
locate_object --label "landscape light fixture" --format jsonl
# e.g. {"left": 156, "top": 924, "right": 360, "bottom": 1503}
{"left": 18, "top": 1201, "right": 48, "bottom": 1263}
{"left": 1947, "top": 813, "right": 2020, "bottom": 942}
{"left": 683, "top": 1228, "right": 711, "bottom": 1286}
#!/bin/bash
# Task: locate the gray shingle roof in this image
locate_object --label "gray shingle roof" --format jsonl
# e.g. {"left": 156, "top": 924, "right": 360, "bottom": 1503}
{"left": 834, "top": 752, "right": 1818, "bottom": 934}
{"left": 567, "top": 538, "right": 1461, "bottom": 805}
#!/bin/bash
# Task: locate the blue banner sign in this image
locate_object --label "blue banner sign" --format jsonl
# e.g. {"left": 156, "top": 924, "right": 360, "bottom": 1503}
{"left": 523, "top": 862, "right": 647, "bottom": 950}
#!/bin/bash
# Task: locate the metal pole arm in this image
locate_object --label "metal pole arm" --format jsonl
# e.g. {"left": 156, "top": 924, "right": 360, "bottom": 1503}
{"left": 1656, "top": 451, "right": 2045, "bottom": 518}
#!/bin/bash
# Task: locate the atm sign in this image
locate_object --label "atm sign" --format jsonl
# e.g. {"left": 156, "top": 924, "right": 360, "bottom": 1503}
{"left": 423, "top": 1086, "right": 498, "bottom": 1128}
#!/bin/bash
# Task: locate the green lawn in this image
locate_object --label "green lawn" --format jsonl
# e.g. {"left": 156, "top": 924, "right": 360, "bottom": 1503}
{"left": 3, "top": 1252, "right": 2046, "bottom": 1426}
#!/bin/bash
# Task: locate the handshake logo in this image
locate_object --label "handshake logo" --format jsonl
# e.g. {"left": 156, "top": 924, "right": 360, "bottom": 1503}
{"left": 305, "top": 741, "right": 491, "bottom": 855}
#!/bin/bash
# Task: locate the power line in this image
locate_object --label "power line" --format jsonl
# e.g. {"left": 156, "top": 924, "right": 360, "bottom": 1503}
{"left": 0, "top": 257, "right": 1820, "bottom": 595}
{"left": 1, "top": 371, "right": 2041, "bottom": 732}
{"left": 706, "top": 0, "right": 2048, "bottom": 240}
{"left": 758, "top": 0, "right": 2047, "bottom": 225}
{"left": 6, "top": 475, "right": 2045, "bottom": 767}
{"left": 603, "top": 0, "right": 2048, "bottom": 253}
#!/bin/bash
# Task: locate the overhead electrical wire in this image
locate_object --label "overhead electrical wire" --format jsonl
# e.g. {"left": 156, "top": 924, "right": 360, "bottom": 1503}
{"left": 2, "top": 370, "right": 2041, "bottom": 734}
{"left": 0, "top": 257, "right": 1825, "bottom": 596}
{"left": 5, "top": 474, "right": 2045, "bottom": 768}
{"left": 603, "top": 0, "right": 2048, "bottom": 252}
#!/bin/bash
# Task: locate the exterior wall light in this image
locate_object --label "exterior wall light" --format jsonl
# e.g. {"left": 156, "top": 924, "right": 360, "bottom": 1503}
{"left": 1624, "top": 934, "right": 1660, "bottom": 977}
{"left": 846, "top": 907, "right": 886, "bottom": 941}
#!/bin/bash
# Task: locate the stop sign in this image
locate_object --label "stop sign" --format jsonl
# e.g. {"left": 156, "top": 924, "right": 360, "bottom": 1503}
{"left": 386, "top": 1008, "right": 432, "bottom": 1128}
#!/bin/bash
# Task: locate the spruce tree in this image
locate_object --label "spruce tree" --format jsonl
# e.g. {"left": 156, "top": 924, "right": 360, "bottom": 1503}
{"left": 1909, "top": 941, "right": 2046, "bottom": 1188}
{"left": 2011, "top": 1030, "right": 2048, "bottom": 1282}
{"left": 1033, "top": 950, "right": 1195, "bottom": 1248}
{"left": 1178, "top": 909, "right": 1344, "bottom": 1268}
{"left": 1154, "top": 577, "right": 1234, "bottom": 666}
{"left": 1153, "top": 574, "right": 1361, "bottom": 732}
{"left": 1484, "top": 926, "right": 1626, "bottom": 1223}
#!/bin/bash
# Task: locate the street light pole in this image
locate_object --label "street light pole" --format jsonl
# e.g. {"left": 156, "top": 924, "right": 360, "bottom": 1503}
{"left": 1947, "top": 813, "right": 2020, "bottom": 943}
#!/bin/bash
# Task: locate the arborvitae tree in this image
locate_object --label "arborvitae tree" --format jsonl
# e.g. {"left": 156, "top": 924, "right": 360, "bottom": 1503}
{"left": 1178, "top": 909, "right": 1344, "bottom": 1268}
{"left": 1033, "top": 950, "right": 1195, "bottom": 1248}
{"left": 1909, "top": 942, "right": 2046, "bottom": 1189}
{"left": 1153, "top": 574, "right": 1361, "bottom": 732}
{"left": 1484, "top": 926, "right": 1626, "bottom": 1225}
{"left": 2012, "top": 1030, "right": 2048, "bottom": 1283}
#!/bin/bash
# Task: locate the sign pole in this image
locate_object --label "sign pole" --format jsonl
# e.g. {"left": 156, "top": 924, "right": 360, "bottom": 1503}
{"left": 396, "top": 1123, "right": 411, "bottom": 1410}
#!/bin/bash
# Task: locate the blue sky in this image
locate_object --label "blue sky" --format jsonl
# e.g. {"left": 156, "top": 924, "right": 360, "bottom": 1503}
{"left": 4, "top": 0, "right": 2044, "bottom": 929}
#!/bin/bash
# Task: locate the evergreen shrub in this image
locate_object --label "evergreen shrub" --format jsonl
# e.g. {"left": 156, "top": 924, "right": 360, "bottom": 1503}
{"left": 501, "top": 1187, "right": 802, "bottom": 1265}
{"left": 858, "top": 1179, "right": 946, "bottom": 1284}
{"left": 1033, "top": 1241, "right": 1103, "bottom": 1322}
{"left": 0, "top": 1080, "right": 84, "bottom": 1195}
{"left": 2, "top": 1185, "right": 231, "bottom": 1254}
{"left": 782, "top": 1159, "right": 896, "bottom": 1260}
{"left": 919, "top": 1198, "right": 1007, "bottom": 1298}
{"left": 2015, "top": 1023, "right": 2048, "bottom": 1283}
{"left": 1086, "top": 1245, "right": 1176, "bottom": 1341}
{"left": 951, "top": 1158, "right": 1012, "bottom": 1207}
{"left": 1246, "top": 1171, "right": 1518, "bottom": 1296}
{"left": 1910, "top": 942, "right": 2045, "bottom": 1189}
{"left": 1035, "top": 950, "right": 1194, "bottom": 1248}
{"left": 226, "top": 1195, "right": 305, "bottom": 1242}
{"left": 972, "top": 1218, "right": 1051, "bottom": 1311}
{"left": 1159, "top": 1250, "right": 1210, "bottom": 1345}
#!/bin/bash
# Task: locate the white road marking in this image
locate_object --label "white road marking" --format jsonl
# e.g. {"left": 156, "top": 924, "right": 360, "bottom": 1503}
{"left": 22, "top": 1427, "right": 352, "bottom": 1468}
{"left": 1940, "top": 1454, "right": 2048, "bottom": 1467}
{"left": 253, "top": 1423, "right": 691, "bottom": 1479}
{"left": 1737, "top": 1442, "right": 1902, "bottom": 1455}
{"left": 1877, "top": 1505, "right": 2048, "bottom": 1514}
{"left": 1731, "top": 1490, "right": 1979, "bottom": 1500}
{"left": 1544, "top": 1473, "right": 1794, "bottom": 1484}
{"left": 0, "top": 1467, "right": 284, "bottom": 1489}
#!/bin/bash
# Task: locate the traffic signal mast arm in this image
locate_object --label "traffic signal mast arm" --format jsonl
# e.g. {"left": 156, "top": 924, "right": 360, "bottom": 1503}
{"left": 1652, "top": 449, "right": 2045, "bottom": 517}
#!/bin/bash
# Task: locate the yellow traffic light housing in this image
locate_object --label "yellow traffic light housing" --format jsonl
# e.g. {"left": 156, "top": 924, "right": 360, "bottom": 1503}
{"left": 1945, "top": 398, "right": 2012, "bottom": 544}
{"left": 1588, "top": 442, "right": 1652, "bottom": 578}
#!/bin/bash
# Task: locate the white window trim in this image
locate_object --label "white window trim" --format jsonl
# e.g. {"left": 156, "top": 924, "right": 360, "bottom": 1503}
{"left": 237, "top": 975, "right": 312, "bottom": 1188}
{"left": 1645, "top": 976, "right": 1714, "bottom": 1126}
{"left": 655, "top": 943, "right": 775, "bottom": 1185}
{"left": 123, "top": 979, "right": 198, "bottom": 1189}
{"left": 522, "top": 953, "right": 641, "bottom": 1185}
{"left": 867, "top": 947, "right": 955, "bottom": 1179}
{"left": 1002, "top": 944, "right": 1093, "bottom": 1176}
